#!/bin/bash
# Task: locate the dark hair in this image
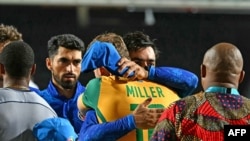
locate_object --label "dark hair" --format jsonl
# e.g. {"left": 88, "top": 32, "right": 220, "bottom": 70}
{"left": 0, "top": 23, "right": 22, "bottom": 43}
{"left": 47, "top": 34, "right": 85, "bottom": 58}
{"left": 123, "top": 31, "right": 160, "bottom": 58}
{"left": 90, "top": 32, "right": 130, "bottom": 59}
{"left": 0, "top": 41, "right": 34, "bottom": 78}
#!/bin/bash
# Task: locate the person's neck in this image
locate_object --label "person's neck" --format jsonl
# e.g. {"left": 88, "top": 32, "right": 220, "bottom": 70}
{"left": 4, "top": 79, "right": 30, "bottom": 90}
{"left": 52, "top": 83, "right": 75, "bottom": 99}
{"left": 205, "top": 81, "right": 237, "bottom": 90}
{"left": 52, "top": 79, "right": 76, "bottom": 99}
{"left": 57, "top": 87, "right": 75, "bottom": 99}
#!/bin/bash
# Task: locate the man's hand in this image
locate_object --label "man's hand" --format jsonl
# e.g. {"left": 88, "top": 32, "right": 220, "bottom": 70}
{"left": 133, "top": 97, "right": 165, "bottom": 129}
{"left": 117, "top": 57, "right": 148, "bottom": 80}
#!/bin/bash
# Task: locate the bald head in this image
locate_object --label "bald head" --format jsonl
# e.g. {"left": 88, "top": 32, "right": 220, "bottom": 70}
{"left": 203, "top": 42, "right": 243, "bottom": 74}
{"left": 201, "top": 42, "right": 244, "bottom": 89}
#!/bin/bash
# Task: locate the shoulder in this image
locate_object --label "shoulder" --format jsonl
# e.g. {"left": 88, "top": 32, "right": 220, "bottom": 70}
{"left": 27, "top": 91, "right": 53, "bottom": 105}
{"left": 37, "top": 88, "right": 50, "bottom": 97}
{"left": 0, "top": 88, "right": 15, "bottom": 102}
{"left": 29, "top": 87, "right": 40, "bottom": 93}
{"left": 86, "top": 78, "right": 102, "bottom": 87}
{"left": 165, "top": 94, "right": 199, "bottom": 113}
{"left": 28, "top": 91, "right": 57, "bottom": 113}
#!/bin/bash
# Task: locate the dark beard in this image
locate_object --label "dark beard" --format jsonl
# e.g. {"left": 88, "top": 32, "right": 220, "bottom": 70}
{"left": 60, "top": 81, "right": 76, "bottom": 89}
{"left": 53, "top": 74, "right": 77, "bottom": 89}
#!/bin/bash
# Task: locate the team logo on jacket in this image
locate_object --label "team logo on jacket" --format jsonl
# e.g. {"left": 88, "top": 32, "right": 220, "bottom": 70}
{"left": 78, "top": 111, "right": 85, "bottom": 121}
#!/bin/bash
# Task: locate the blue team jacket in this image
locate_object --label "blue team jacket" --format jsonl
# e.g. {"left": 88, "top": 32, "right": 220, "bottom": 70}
{"left": 38, "top": 81, "right": 85, "bottom": 133}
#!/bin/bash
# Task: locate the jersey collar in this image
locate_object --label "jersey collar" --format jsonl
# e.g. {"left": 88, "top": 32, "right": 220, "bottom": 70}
{"left": 205, "top": 86, "right": 239, "bottom": 95}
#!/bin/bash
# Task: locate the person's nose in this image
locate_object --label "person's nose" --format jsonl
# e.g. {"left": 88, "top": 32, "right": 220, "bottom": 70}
{"left": 141, "top": 61, "right": 149, "bottom": 68}
{"left": 66, "top": 63, "right": 74, "bottom": 72}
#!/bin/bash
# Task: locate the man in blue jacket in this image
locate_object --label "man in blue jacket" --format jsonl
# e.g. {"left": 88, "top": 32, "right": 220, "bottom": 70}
{"left": 38, "top": 34, "right": 86, "bottom": 133}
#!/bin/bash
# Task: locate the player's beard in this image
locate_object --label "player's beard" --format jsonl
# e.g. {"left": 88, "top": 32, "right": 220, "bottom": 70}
{"left": 53, "top": 72, "right": 77, "bottom": 89}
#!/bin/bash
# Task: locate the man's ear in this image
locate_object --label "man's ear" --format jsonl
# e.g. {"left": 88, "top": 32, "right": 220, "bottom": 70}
{"left": 0, "top": 63, "right": 5, "bottom": 75}
{"left": 201, "top": 64, "right": 206, "bottom": 78}
{"left": 31, "top": 64, "right": 36, "bottom": 76}
{"left": 239, "top": 70, "right": 245, "bottom": 84}
{"left": 46, "top": 58, "right": 52, "bottom": 71}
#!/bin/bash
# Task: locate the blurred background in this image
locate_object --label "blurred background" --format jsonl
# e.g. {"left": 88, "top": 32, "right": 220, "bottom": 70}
{"left": 1, "top": 0, "right": 250, "bottom": 97}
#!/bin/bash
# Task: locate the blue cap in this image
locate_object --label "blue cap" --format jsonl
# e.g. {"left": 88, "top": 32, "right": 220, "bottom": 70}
{"left": 33, "top": 117, "right": 78, "bottom": 141}
{"left": 81, "top": 41, "right": 134, "bottom": 77}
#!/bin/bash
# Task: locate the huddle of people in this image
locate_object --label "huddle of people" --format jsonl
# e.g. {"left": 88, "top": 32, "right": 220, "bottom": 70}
{"left": 0, "top": 23, "right": 249, "bottom": 141}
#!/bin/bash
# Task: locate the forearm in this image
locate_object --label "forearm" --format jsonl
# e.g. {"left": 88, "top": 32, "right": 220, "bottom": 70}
{"left": 79, "top": 110, "right": 136, "bottom": 141}
{"left": 148, "top": 66, "right": 198, "bottom": 97}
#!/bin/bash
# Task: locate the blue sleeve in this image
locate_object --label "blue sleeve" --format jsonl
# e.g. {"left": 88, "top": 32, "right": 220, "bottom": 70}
{"left": 81, "top": 41, "right": 133, "bottom": 76}
{"left": 148, "top": 66, "right": 198, "bottom": 98}
{"left": 78, "top": 110, "right": 136, "bottom": 141}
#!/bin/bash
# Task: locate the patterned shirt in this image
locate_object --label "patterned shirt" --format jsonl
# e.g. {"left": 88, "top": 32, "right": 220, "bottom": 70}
{"left": 151, "top": 86, "right": 250, "bottom": 141}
